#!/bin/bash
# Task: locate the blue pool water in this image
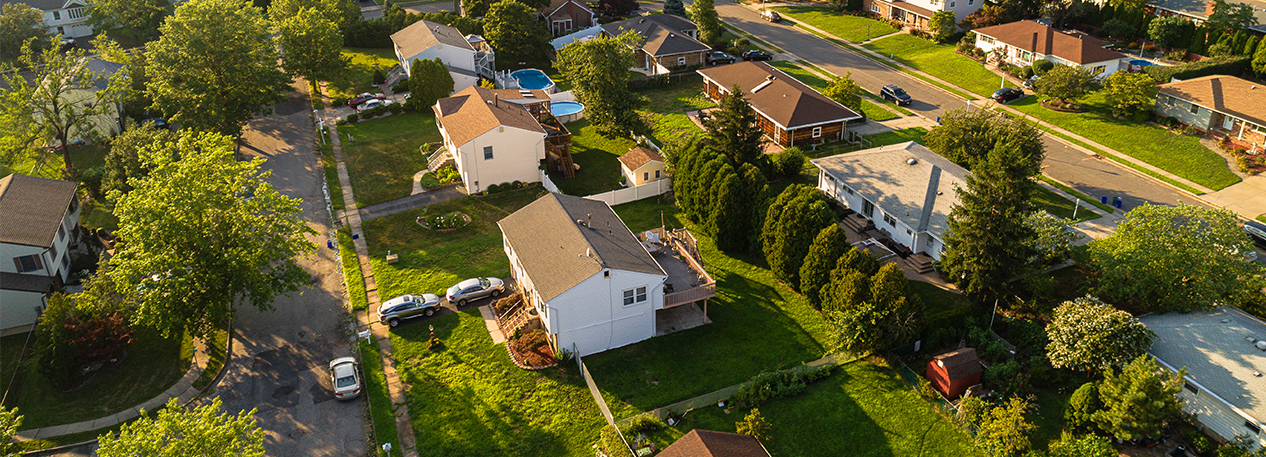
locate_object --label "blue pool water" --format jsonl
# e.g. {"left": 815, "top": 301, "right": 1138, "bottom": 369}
{"left": 1129, "top": 59, "right": 1155, "bottom": 67}
{"left": 550, "top": 102, "right": 584, "bottom": 116}
{"left": 511, "top": 69, "right": 555, "bottom": 91}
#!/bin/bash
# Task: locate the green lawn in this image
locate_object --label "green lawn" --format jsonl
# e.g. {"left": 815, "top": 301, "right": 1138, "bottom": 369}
{"left": 358, "top": 340, "right": 397, "bottom": 453}
{"left": 1031, "top": 184, "right": 1101, "bottom": 222}
{"left": 863, "top": 34, "right": 1018, "bottom": 98}
{"left": 766, "top": 61, "right": 899, "bottom": 122}
{"left": 192, "top": 327, "right": 229, "bottom": 390}
{"left": 1007, "top": 95, "right": 1240, "bottom": 191}
{"left": 865, "top": 127, "right": 928, "bottom": 147}
{"left": 327, "top": 48, "right": 399, "bottom": 105}
{"left": 321, "top": 141, "right": 344, "bottom": 211}
{"left": 339, "top": 112, "right": 442, "bottom": 206}
{"left": 1038, "top": 175, "right": 1115, "bottom": 214}
{"left": 338, "top": 228, "right": 368, "bottom": 310}
{"left": 635, "top": 75, "right": 711, "bottom": 145}
{"left": 908, "top": 281, "right": 968, "bottom": 317}
{"left": 1031, "top": 388, "right": 1074, "bottom": 451}
{"left": 549, "top": 120, "right": 637, "bottom": 197}
{"left": 775, "top": 7, "right": 898, "bottom": 42}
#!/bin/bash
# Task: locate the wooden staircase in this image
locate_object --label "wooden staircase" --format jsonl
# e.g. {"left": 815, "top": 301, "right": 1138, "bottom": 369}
{"left": 841, "top": 213, "right": 873, "bottom": 234}
{"left": 905, "top": 253, "right": 935, "bottom": 274}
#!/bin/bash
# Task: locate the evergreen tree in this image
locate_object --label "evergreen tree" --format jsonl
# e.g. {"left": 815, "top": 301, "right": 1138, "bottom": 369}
{"left": 1243, "top": 35, "right": 1260, "bottom": 57}
{"left": 975, "top": 397, "right": 1036, "bottom": 457}
{"left": 710, "top": 162, "right": 746, "bottom": 252}
{"left": 761, "top": 185, "right": 835, "bottom": 286}
{"left": 1255, "top": 33, "right": 1266, "bottom": 76}
{"left": 1093, "top": 354, "right": 1185, "bottom": 441}
{"left": 688, "top": 0, "right": 721, "bottom": 43}
{"left": 704, "top": 84, "right": 765, "bottom": 166}
{"left": 824, "top": 263, "right": 924, "bottom": 355}
{"left": 1064, "top": 382, "right": 1102, "bottom": 432}
{"left": 1190, "top": 26, "right": 1208, "bottom": 55}
{"left": 739, "top": 162, "right": 769, "bottom": 250}
{"left": 663, "top": 0, "right": 687, "bottom": 16}
{"left": 800, "top": 225, "right": 852, "bottom": 306}
{"left": 820, "top": 266, "right": 869, "bottom": 313}
{"left": 837, "top": 247, "right": 879, "bottom": 277}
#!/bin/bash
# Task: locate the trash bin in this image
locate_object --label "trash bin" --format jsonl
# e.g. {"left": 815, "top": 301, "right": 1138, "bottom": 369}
{"left": 1113, "top": 196, "right": 1123, "bottom": 208}
{"left": 1101, "top": 196, "right": 1109, "bottom": 205}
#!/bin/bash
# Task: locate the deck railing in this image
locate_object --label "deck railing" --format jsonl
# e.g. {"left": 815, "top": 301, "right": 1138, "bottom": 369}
{"left": 664, "top": 283, "right": 716, "bottom": 308}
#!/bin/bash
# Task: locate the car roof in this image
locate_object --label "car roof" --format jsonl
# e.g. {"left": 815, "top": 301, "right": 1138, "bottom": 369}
{"left": 456, "top": 278, "right": 482, "bottom": 289}
{"left": 383, "top": 295, "right": 417, "bottom": 307}
{"left": 883, "top": 85, "right": 899, "bottom": 90}
{"left": 333, "top": 361, "right": 356, "bottom": 378}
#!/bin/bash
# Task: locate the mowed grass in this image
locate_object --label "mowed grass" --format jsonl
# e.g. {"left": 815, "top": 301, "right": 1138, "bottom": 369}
{"left": 774, "top": 7, "right": 898, "bottom": 42}
{"left": 1032, "top": 184, "right": 1101, "bottom": 222}
{"left": 390, "top": 309, "right": 607, "bottom": 456}
{"left": 338, "top": 228, "right": 368, "bottom": 310}
{"left": 865, "top": 126, "right": 927, "bottom": 147}
{"left": 326, "top": 48, "right": 399, "bottom": 105}
{"left": 550, "top": 120, "right": 637, "bottom": 197}
{"left": 636, "top": 75, "right": 711, "bottom": 145}
{"left": 358, "top": 340, "right": 397, "bottom": 453}
{"left": 766, "top": 61, "right": 899, "bottom": 122}
{"left": 907, "top": 280, "right": 968, "bottom": 317}
{"left": 864, "top": 34, "right": 1018, "bottom": 98}
{"left": 339, "top": 112, "right": 442, "bottom": 206}
{"left": 1008, "top": 94, "right": 1240, "bottom": 191}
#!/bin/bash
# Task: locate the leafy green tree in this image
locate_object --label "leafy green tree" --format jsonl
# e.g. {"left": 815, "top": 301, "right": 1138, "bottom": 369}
{"left": 1148, "top": 15, "right": 1188, "bottom": 49}
{"left": 1205, "top": 0, "right": 1257, "bottom": 34}
{"left": 1046, "top": 296, "right": 1155, "bottom": 373}
{"left": 824, "top": 263, "right": 924, "bottom": 354}
{"left": 1023, "top": 211, "right": 1082, "bottom": 267}
{"left": 930, "top": 11, "right": 958, "bottom": 42}
{"left": 0, "top": 406, "right": 19, "bottom": 457}
{"left": 276, "top": 7, "right": 345, "bottom": 82}
{"left": 821, "top": 266, "right": 870, "bottom": 312}
{"left": 975, "top": 397, "right": 1035, "bottom": 457}
{"left": 664, "top": 0, "right": 687, "bottom": 16}
{"left": 735, "top": 408, "right": 772, "bottom": 442}
{"left": 271, "top": 0, "right": 362, "bottom": 24}
{"left": 771, "top": 146, "right": 805, "bottom": 178}
{"left": 923, "top": 108, "right": 1045, "bottom": 173}
{"left": 485, "top": 0, "right": 551, "bottom": 65}
{"left": 1034, "top": 64, "right": 1099, "bottom": 103}
{"left": 940, "top": 141, "right": 1039, "bottom": 305}
{"left": 704, "top": 84, "right": 765, "bottom": 166}
{"left": 97, "top": 398, "right": 265, "bottom": 456}
{"left": 821, "top": 74, "right": 863, "bottom": 117}
{"left": 108, "top": 130, "right": 316, "bottom": 338}
{"left": 689, "top": 0, "right": 721, "bottom": 43}
{"left": 1089, "top": 204, "right": 1259, "bottom": 313}
{"left": 957, "top": 396, "right": 988, "bottom": 427}
{"left": 407, "top": 58, "right": 455, "bottom": 111}
{"left": 761, "top": 185, "right": 835, "bottom": 286}
{"left": 1242, "top": 35, "right": 1259, "bottom": 56}
{"left": 800, "top": 225, "right": 852, "bottom": 306}
{"left": 1255, "top": 34, "right": 1266, "bottom": 76}
{"left": 1065, "top": 381, "right": 1101, "bottom": 431}
{"left": 103, "top": 122, "right": 178, "bottom": 196}
{"left": 0, "top": 3, "right": 50, "bottom": 60}
{"left": 146, "top": 0, "right": 290, "bottom": 137}
{"left": 1048, "top": 432, "right": 1116, "bottom": 457}
{"left": 463, "top": 0, "right": 495, "bottom": 17}
{"left": 34, "top": 280, "right": 136, "bottom": 388}
{"left": 1031, "top": 59, "right": 1055, "bottom": 74}
{"left": 1102, "top": 70, "right": 1158, "bottom": 118}
{"left": 1093, "top": 354, "right": 1185, "bottom": 441}
{"left": 555, "top": 30, "right": 646, "bottom": 136}
{"left": 87, "top": 0, "right": 172, "bottom": 39}
{"left": 1100, "top": 18, "right": 1136, "bottom": 38}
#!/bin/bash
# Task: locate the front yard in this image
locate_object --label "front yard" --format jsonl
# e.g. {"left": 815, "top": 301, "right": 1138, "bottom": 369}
{"left": 326, "top": 48, "right": 400, "bottom": 105}
{"left": 863, "top": 34, "right": 1019, "bottom": 99}
{"left": 339, "top": 112, "right": 442, "bottom": 207}
{"left": 774, "top": 7, "right": 899, "bottom": 43}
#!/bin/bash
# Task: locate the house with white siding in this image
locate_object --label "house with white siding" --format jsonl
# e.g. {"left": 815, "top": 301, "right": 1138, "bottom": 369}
{"left": 1, "top": 0, "right": 94, "bottom": 39}
{"left": 974, "top": 20, "right": 1126, "bottom": 78}
{"left": 0, "top": 174, "right": 80, "bottom": 336}
{"left": 864, "top": 0, "right": 982, "bottom": 34}
{"left": 390, "top": 20, "right": 495, "bottom": 93}
{"left": 1140, "top": 307, "right": 1266, "bottom": 451}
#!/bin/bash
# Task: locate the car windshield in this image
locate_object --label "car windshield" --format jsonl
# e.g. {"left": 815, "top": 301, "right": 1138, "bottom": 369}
{"left": 893, "top": 88, "right": 907, "bottom": 96}
{"left": 336, "top": 375, "right": 357, "bottom": 388}
{"left": 447, "top": 285, "right": 461, "bottom": 296}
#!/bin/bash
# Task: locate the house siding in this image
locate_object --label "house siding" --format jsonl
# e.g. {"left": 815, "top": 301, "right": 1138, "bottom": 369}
{"left": 1156, "top": 93, "right": 1215, "bottom": 130}
{"left": 537, "top": 269, "right": 665, "bottom": 356}
{"left": 545, "top": 1, "right": 595, "bottom": 36}
{"left": 816, "top": 172, "right": 945, "bottom": 259}
{"left": 974, "top": 34, "right": 1123, "bottom": 77}
{"left": 450, "top": 126, "right": 546, "bottom": 194}
{"left": 39, "top": 1, "right": 94, "bottom": 39}
{"left": 622, "top": 161, "right": 666, "bottom": 186}
{"left": 652, "top": 51, "right": 705, "bottom": 75}
{"left": 0, "top": 289, "right": 47, "bottom": 335}
{"left": 397, "top": 45, "right": 482, "bottom": 93}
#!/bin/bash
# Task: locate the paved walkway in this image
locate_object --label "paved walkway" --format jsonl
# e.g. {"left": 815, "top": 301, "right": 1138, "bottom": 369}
{"left": 359, "top": 186, "right": 465, "bottom": 221}
{"left": 320, "top": 82, "right": 421, "bottom": 457}
{"left": 14, "top": 338, "right": 211, "bottom": 442}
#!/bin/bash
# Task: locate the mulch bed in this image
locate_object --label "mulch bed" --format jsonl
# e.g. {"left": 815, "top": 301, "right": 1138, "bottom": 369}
{"left": 1039, "top": 99, "right": 1087, "bottom": 113}
{"left": 506, "top": 337, "right": 556, "bottom": 370}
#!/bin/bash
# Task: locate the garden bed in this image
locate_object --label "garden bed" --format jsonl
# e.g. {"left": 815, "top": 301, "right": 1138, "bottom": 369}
{"left": 1039, "top": 99, "right": 1087, "bottom": 113}
{"left": 417, "top": 211, "right": 470, "bottom": 231}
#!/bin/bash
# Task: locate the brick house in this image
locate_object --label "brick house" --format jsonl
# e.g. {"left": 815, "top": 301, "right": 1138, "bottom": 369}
{"left": 539, "top": 0, "right": 595, "bottom": 37}
{"left": 601, "top": 14, "right": 710, "bottom": 75}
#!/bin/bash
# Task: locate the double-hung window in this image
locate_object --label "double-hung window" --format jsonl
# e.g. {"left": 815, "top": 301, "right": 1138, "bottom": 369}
{"left": 483, "top": 146, "right": 494, "bottom": 160}
{"left": 812, "top": 127, "right": 822, "bottom": 138}
{"left": 13, "top": 255, "right": 42, "bottom": 273}
{"left": 622, "top": 286, "right": 648, "bottom": 306}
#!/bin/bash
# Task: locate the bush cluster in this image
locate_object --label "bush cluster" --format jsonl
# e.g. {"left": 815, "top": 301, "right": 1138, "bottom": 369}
{"left": 621, "top": 415, "right": 664, "bottom": 435}
{"left": 1145, "top": 55, "right": 1250, "bottom": 82}
{"left": 435, "top": 165, "right": 461, "bottom": 184}
{"left": 730, "top": 364, "right": 833, "bottom": 408}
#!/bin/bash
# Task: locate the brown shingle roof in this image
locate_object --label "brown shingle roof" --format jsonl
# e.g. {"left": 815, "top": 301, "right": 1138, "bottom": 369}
{"left": 659, "top": 430, "right": 772, "bottom": 457}
{"left": 602, "top": 16, "right": 711, "bottom": 57}
{"left": 697, "top": 61, "right": 863, "bottom": 129}
{"left": 0, "top": 174, "right": 77, "bottom": 247}
{"left": 1159, "top": 75, "right": 1266, "bottom": 127}
{"left": 618, "top": 147, "right": 663, "bottom": 171}
{"left": 934, "top": 348, "right": 984, "bottom": 380}
{"left": 974, "top": 21, "right": 1125, "bottom": 65}
{"left": 391, "top": 20, "right": 475, "bottom": 60}
{"left": 497, "top": 194, "right": 665, "bottom": 302}
{"left": 541, "top": 0, "right": 592, "bottom": 17}
{"left": 433, "top": 86, "right": 551, "bottom": 146}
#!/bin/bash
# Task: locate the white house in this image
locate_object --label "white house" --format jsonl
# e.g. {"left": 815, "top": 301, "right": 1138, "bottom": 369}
{"left": 2, "top": 0, "right": 94, "bottom": 39}
{"left": 498, "top": 193, "right": 669, "bottom": 356}
{"left": 0, "top": 174, "right": 80, "bottom": 336}
{"left": 1140, "top": 307, "right": 1266, "bottom": 451}
{"left": 1150, "top": 0, "right": 1266, "bottom": 35}
{"left": 864, "top": 0, "right": 982, "bottom": 33}
{"left": 974, "top": 20, "right": 1127, "bottom": 78}
{"left": 618, "top": 146, "right": 665, "bottom": 187}
{"left": 390, "top": 20, "right": 495, "bottom": 93}
{"left": 812, "top": 141, "right": 967, "bottom": 261}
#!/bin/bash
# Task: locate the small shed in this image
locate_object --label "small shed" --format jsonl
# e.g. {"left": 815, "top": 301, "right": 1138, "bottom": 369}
{"left": 618, "top": 146, "right": 665, "bottom": 187}
{"left": 925, "top": 348, "right": 983, "bottom": 400}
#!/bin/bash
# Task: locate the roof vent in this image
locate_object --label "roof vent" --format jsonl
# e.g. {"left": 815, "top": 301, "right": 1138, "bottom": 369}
{"left": 907, "top": 158, "right": 918, "bottom": 165}
{"left": 1255, "top": 371, "right": 1263, "bottom": 377}
{"left": 751, "top": 80, "right": 774, "bottom": 93}
{"left": 1223, "top": 319, "right": 1231, "bottom": 323}
{"left": 1257, "top": 341, "right": 1266, "bottom": 351}
{"left": 1249, "top": 336, "right": 1258, "bottom": 343}
{"left": 639, "top": 18, "right": 645, "bottom": 23}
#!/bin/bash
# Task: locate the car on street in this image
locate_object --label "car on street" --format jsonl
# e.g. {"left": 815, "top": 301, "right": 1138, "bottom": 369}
{"left": 446, "top": 277, "right": 505, "bottom": 306}
{"left": 742, "top": 50, "right": 772, "bottom": 61}
{"left": 329, "top": 357, "right": 361, "bottom": 400}
{"left": 760, "top": 10, "right": 781, "bottom": 22}
{"left": 1245, "top": 220, "right": 1266, "bottom": 249}
{"left": 991, "top": 87, "right": 1025, "bottom": 104}
{"left": 706, "top": 51, "right": 736, "bottom": 65}
{"left": 348, "top": 92, "right": 386, "bottom": 108}
{"left": 376, "top": 293, "right": 442, "bottom": 327}
{"left": 880, "top": 85, "right": 912, "bottom": 105}
{"left": 356, "top": 99, "right": 394, "bottom": 113}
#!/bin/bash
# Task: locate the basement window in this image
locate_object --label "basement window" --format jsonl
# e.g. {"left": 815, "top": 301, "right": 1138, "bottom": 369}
{"left": 1183, "top": 382, "right": 1199, "bottom": 394}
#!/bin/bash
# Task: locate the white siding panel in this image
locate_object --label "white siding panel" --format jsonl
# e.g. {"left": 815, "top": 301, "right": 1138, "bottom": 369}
{"left": 0, "top": 289, "right": 46, "bottom": 331}
{"left": 546, "top": 269, "right": 665, "bottom": 356}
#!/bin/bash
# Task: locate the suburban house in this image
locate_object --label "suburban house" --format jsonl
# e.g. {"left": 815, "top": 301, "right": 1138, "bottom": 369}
{"left": 1139, "top": 307, "right": 1266, "bottom": 450}
{"left": 601, "top": 14, "right": 711, "bottom": 75}
{"left": 812, "top": 141, "right": 968, "bottom": 262}
{"left": 497, "top": 193, "right": 716, "bottom": 356}
{"left": 1, "top": 0, "right": 93, "bottom": 39}
{"left": 0, "top": 57, "right": 127, "bottom": 144}
{"left": 1150, "top": 0, "right": 1266, "bottom": 34}
{"left": 864, "top": 0, "right": 982, "bottom": 33}
{"left": 697, "top": 61, "right": 864, "bottom": 148}
{"left": 432, "top": 86, "right": 576, "bottom": 194}
{"left": 1155, "top": 75, "right": 1266, "bottom": 152}
{"left": 925, "top": 348, "right": 984, "bottom": 400}
{"left": 390, "top": 20, "right": 495, "bottom": 93}
{"left": 0, "top": 174, "right": 80, "bottom": 336}
{"left": 618, "top": 146, "right": 665, "bottom": 186}
{"left": 539, "top": 0, "right": 595, "bottom": 37}
{"left": 974, "top": 20, "right": 1127, "bottom": 77}
{"left": 658, "top": 429, "right": 773, "bottom": 457}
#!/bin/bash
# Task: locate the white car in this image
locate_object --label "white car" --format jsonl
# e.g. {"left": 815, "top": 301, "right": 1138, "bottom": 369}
{"left": 356, "top": 99, "right": 394, "bottom": 113}
{"left": 329, "top": 357, "right": 361, "bottom": 400}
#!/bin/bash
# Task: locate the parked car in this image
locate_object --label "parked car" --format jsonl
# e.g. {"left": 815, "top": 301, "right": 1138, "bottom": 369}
{"left": 446, "top": 277, "right": 505, "bottom": 306}
{"left": 760, "top": 10, "right": 781, "bottom": 22}
{"left": 1021, "top": 76, "right": 1039, "bottom": 90}
{"left": 991, "top": 87, "right": 1024, "bottom": 104}
{"left": 376, "top": 293, "right": 442, "bottom": 327}
{"left": 742, "top": 50, "right": 773, "bottom": 61}
{"left": 706, "top": 51, "right": 736, "bottom": 65}
{"left": 356, "top": 99, "right": 394, "bottom": 113}
{"left": 1245, "top": 220, "right": 1266, "bottom": 249}
{"left": 329, "top": 357, "right": 361, "bottom": 400}
{"left": 348, "top": 92, "right": 386, "bottom": 107}
{"left": 880, "top": 85, "right": 912, "bottom": 106}
{"left": 142, "top": 117, "right": 170, "bottom": 130}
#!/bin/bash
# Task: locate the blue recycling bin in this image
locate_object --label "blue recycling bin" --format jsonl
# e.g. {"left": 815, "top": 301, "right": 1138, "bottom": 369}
{"left": 1101, "top": 196, "right": 1109, "bottom": 205}
{"left": 352, "top": 233, "right": 360, "bottom": 240}
{"left": 327, "top": 240, "right": 334, "bottom": 249}
{"left": 1113, "top": 196, "right": 1123, "bottom": 208}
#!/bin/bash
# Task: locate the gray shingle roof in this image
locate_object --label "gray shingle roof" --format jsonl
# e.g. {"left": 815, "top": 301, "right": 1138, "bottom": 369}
{"left": 1140, "top": 307, "right": 1266, "bottom": 423}
{"left": 497, "top": 193, "right": 665, "bottom": 302}
{"left": 0, "top": 271, "right": 54, "bottom": 293}
{"left": 0, "top": 0, "right": 73, "bottom": 12}
{"left": 601, "top": 15, "right": 710, "bottom": 57}
{"left": 391, "top": 20, "right": 475, "bottom": 60}
{"left": 0, "top": 174, "right": 77, "bottom": 247}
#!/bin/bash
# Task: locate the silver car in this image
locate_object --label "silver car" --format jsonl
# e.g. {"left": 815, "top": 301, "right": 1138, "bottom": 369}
{"left": 446, "top": 277, "right": 505, "bottom": 306}
{"left": 376, "top": 293, "right": 442, "bottom": 327}
{"left": 329, "top": 357, "right": 361, "bottom": 400}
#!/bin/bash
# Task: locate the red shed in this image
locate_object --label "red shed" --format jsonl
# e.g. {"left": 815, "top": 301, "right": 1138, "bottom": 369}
{"left": 925, "top": 348, "right": 983, "bottom": 400}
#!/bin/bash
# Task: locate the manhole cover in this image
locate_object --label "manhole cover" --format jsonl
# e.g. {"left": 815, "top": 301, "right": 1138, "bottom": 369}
{"left": 289, "top": 429, "right": 307, "bottom": 438}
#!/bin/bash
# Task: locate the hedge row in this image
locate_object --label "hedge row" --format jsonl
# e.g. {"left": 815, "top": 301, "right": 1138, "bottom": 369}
{"left": 1145, "top": 54, "right": 1251, "bottom": 83}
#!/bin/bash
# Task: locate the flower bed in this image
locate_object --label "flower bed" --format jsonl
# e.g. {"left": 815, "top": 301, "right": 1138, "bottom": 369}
{"left": 416, "top": 211, "right": 470, "bottom": 231}
{"left": 1039, "top": 98, "right": 1087, "bottom": 113}
{"left": 506, "top": 329, "right": 556, "bottom": 369}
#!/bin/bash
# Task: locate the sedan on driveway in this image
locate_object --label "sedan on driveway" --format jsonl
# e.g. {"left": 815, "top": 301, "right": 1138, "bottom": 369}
{"left": 706, "top": 51, "right": 736, "bottom": 65}
{"left": 742, "top": 50, "right": 772, "bottom": 61}
{"left": 329, "top": 357, "right": 361, "bottom": 400}
{"left": 376, "top": 293, "right": 442, "bottom": 327}
{"left": 446, "top": 277, "right": 505, "bottom": 306}
{"left": 356, "top": 99, "right": 394, "bottom": 113}
{"left": 348, "top": 92, "right": 386, "bottom": 107}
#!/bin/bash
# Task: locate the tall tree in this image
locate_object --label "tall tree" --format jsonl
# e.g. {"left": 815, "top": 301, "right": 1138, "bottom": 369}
{"left": 484, "top": 0, "right": 551, "bottom": 65}
{"left": 1204, "top": 0, "right": 1257, "bottom": 34}
{"left": 276, "top": 6, "right": 346, "bottom": 82}
{"left": 825, "top": 263, "right": 924, "bottom": 355}
{"left": 554, "top": 30, "right": 646, "bottom": 136}
{"left": 102, "top": 121, "right": 178, "bottom": 196}
{"left": 1255, "top": 33, "right": 1266, "bottom": 76}
{"left": 923, "top": 108, "right": 1045, "bottom": 173}
{"left": 1033, "top": 64, "right": 1099, "bottom": 103}
{"left": 1089, "top": 203, "right": 1259, "bottom": 313}
{"left": 930, "top": 10, "right": 958, "bottom": 43}
{"left": 0, "top": 3, "right": 50, "bottom": 60}
{"left": 1023, "top": 211, "right": 1082, "bottom": 267}
{"left": 1045, "top": 296, "right": 1155, "bottom": 373}
{"left": 689, "top": 0, "right": 721, "bottom": 43}
{"left": 664, "top": 0, "right": 687, "bottom": 16}
{"left": 800, "top": 225, "right": 853, "bottom": 307}
{"left": 821, "top": 74, "right": 863, "bottom": 116}
{"left": 270, "top": 0, "right": 361, "bottom": 25}
{"left": 108, "top": 130, "right": 315, "bottom": 338}
{"left": 1148, "top": 15, "right": 1187, "bottom": 49}
{"left": 761, "top": 185, "right": 836, "bottom": 286}
{"left": 1102, "top": 70, "right": 1157, "bottom": 118}
{"left": 975, "top": 397, "right": 1036, "bottom": 457}
{"left": 406, "top": 58, "right": 455, "bottom": 111}
{"left": 704, "top": 84, "right": 765, "bottom": 166}
{"left": 1093, "top": 354, "right": 1185, "bottom": 441}
{"left": 87, "top": 0, "right": 172, "bottom": 39}
{"left": 97, "top": 398, "right": 265, "bottom": 456}
{"left": 939, "top": 141, "right": 1039, "bottom": 305}
{"left": 145, "top": 0, "right": 291, "bottom": 137}
{"left": 710, "top": 162, "right": 767, "bottom": 253}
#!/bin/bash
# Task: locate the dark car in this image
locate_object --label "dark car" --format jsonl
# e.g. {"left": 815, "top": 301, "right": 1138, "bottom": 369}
{"left": 1246, "top": 220, "right": 1266, "bottom": 249}
{"left": 705, "top": 51, "right": 736, "bottom": 65}
{"left": 742, "top": 50, "right": 772, "bottom": 61}
{"left": 347, "top": 92, "right": 386, "bottom": 107}
{"left": 142, "top": 117, "right": 170, "bottom": 130}
{"left": 760, "top": 10, "right": 781, "bottom": 22}
{"left": 991, "top": 87, "right": 1024, "bottom": 104}
{"left": 375, "top": 293, "right": 442, "bottom": 327}
{"left": 880, "top": 85, "right": 912, "bottom": 106}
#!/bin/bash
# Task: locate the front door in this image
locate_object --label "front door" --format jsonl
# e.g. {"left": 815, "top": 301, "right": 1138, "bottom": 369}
{"left": 1224, "top": 116, "right": 1235, "bottom": 130}
{"left": 862, "top": 200, "right": 875, "bottom": 219}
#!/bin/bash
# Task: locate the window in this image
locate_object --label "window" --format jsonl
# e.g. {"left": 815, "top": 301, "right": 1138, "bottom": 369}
{"left": 57, "top": 27, "right": 65, "bottom": 35}
{"left": 483, "top": 146, "right": 493, "bottom": 160}
{"left": 13, "top": 255, "right": 42, "bottom": 273}
{"left": 980, "top": 36, "right": 994, "bottom": 44}
{"left": 48, "top": 244, "right": 58, "bottom": 263}
{"left": 53, "top": 10, "right": 61, "bottom": 20}
{"left": 67, "top": 7, "right": 83, "bottom": 19}
{"left": 883, "top": 213, "right": 896, "bottom": 226}
{"left": 1190, "top": 104, "right": 1200, "bottom": 115}
{"left": 871, "top": 3, "right": 880, "bottom": 12}
{"left": 678, "top": 56, "right": 686, "bottom": 66}
{"left": 643, "top": 172, "right": 649, "bottom": 181}
{"left": 968, "top": 0, "right": 973, "bottom": 5}
{"left": 844, "top": 185, "right": 854, "bottom": 195}
{"left": 1183, "top": 382, "right": 1199, "bottom": 394}
{"left": 1020, "top": 50, "right": 1032, "bottom": 61}
{"left": 1246, "top": 421, "right": 1261, "bottom": 435}
{"left": 949, "top": 1, "right": 955, "bottom": 6}
{"left": 623, "top": 286, "right": 648, "bottom": 306}
{"left": 812, "top": 127, "right": 822, "bottom": 138}
{"left": 654, "top": 170, "right": 660, "bottom": 179}
{"left": 1091, "top": 65, "right": 1106, "bottom": 75}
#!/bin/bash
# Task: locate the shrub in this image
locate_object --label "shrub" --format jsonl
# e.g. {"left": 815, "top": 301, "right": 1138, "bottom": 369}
{"left": 1031, "top": 59, "right": 1054, "bottom": 74}
{"left": 621, "top": 415, "right": 664, "bottom": 435}
{"left": 78, "top": 166, "right": 105, "bottom": 202}
{"left": 1064, "top": 382, "right": 1101, "bottom": 431}
{"left": 1145, "top": 54, "right": 1251, "bottom": 82}
{"left": 513, "top": 329, "right": 549, "bottom": 354}
{"left": 598, "top": 426, "right": 633, "bottom": 457}
{"left": 388, "top": 104, "right": 403, "bottom": 115}
{"left": 554, "top": 347, "right": 574, "bottom": 366}
{"left": 730, "top": 364, "right": 833, "bottom": 407}
{"left": 346, "top": 114, "right": 359, "bottom": 123}
{"left": 982, "top": 359, "right": 1030, "bottom": 399}
{"left": 772, "top": 147, "right": 806, "bottom": 178}
{"left": 735, "top": 408, "right": 772, "bottom": 442}
{"left": 486, "top": 183, "right": 501, "bottom": 193}
{"left": 371, "top": 67, "right": 386, "bottom": 85}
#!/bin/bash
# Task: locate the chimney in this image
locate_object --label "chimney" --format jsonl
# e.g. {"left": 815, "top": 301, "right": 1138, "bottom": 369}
{"left": 587, "top": 214, "right": 591, "bottom": 228}
{"left": 493, "top": 94, "right": 498, "bottom": 107}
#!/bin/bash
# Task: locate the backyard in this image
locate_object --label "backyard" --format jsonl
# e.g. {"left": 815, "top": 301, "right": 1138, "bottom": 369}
{"left": 774, "top": 7, "right": 899, "bottom": 43}
{"left": 634, "top": 74, "right": 711, "bottom": 145}
{"left": 863, "top": 34, "right": 1019, "bottom": 98}
{"left": 325, "top": 48, "right": 400, "bottom": 105}
{"left": 339, "top": 112, "right": 442, "bottom": 207}
{"left": 549, "top": 120, "right": 638, "bottom": 197}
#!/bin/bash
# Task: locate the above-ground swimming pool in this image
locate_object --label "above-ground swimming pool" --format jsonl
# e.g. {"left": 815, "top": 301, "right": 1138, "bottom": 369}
{"left": 511, "top": 69, "right": 555, "bottom": 92}
{"left": 550, "top": 101, "right": 585, "bottom": 123}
